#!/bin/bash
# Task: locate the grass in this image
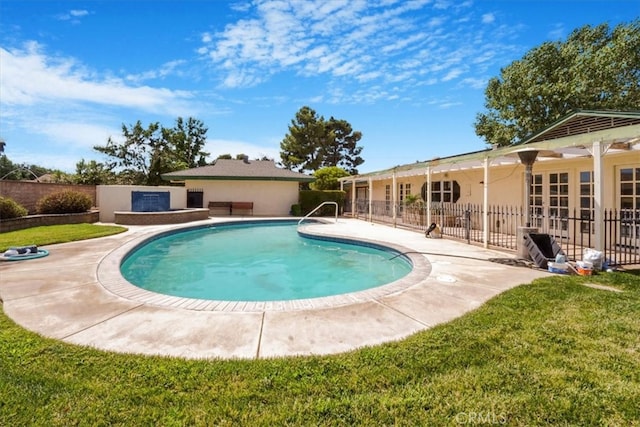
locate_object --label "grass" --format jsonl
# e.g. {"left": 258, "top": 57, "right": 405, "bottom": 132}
{"left": 1, "top": 268, "right": 639, "bottom": 425}
{"left": 0, "top": 224, "right": 127, "bottom": 252}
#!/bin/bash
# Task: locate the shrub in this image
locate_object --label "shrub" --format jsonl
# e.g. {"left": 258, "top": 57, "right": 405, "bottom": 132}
{"left": 299, "top": 190, "right": 346, "bottom": 216}
{"left": 36, "top": 190, "right": 93, "bottom": 214}
{"left": 290, "top": 204, "right": 302, "bottom": 216}
{"left": 0, "top": 196, "right": 28, "bottom": 219}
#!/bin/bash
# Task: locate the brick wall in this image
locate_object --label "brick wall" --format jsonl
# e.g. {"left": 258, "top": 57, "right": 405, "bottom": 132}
{"left": 0, "top": 181, "right": 96, "bottom": 215}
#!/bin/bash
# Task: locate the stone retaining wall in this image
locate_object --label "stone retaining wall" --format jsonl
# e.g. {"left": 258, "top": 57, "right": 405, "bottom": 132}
{"left": 0, "top": 211, "right": 100, "bottom": 233}
{"left": 114, "top": 208, "right": 209, "bottom": 225}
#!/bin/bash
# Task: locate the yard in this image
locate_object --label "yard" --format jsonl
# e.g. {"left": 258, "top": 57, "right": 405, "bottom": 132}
{"left": 1, "top": 269, "right": 639, "bottom": 425}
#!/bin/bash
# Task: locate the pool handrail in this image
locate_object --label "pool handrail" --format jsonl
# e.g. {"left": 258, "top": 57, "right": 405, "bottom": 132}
{"left": 298, "top": 201, "right": 338, "bottom": 225}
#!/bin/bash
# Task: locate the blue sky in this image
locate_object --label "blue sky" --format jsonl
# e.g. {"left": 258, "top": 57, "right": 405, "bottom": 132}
{"left": 0, "top": 1, "right": 636, "bottom": 174}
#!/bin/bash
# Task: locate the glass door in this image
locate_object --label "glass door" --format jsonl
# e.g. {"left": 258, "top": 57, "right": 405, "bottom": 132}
{"left": 529, "top": 172, "right": 569, "bottom": 238}
{"left": 619, "top": 167, "right": 640, "bottom": 242}
{"left": 548, "top": 172, "right": 569, "bottom": 238}
{"left": 530, "top": 173, "right": 544, "bottom": 229}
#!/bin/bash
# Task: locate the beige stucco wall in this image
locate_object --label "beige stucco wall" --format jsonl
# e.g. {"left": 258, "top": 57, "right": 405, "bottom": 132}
{"left": 186, "top": 180, "right": 299, "bottom": 216}
{"left": 97, "top": 185, "right": 187, "bottom": 223}
{"left": 353, "top": 150, "right": 639, "bottom": 212}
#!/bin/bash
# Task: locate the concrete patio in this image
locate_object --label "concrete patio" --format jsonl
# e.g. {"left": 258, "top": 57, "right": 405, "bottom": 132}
{"left": 0, "top": 218, "right": 551, "bottom": 360}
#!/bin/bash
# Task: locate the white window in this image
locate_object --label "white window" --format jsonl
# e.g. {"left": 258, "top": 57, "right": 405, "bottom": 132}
{"left": 424, "top": 180, "right": 460, "bottom": 203}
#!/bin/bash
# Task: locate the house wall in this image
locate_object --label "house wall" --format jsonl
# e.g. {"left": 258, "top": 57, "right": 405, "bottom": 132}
{"left": 186, "top": 180, "right": 299, "bottom": 216}
{"left": 97, "top": 185, "right": 187, "bottom": 223}
{"left": 352, "top": 149, "right": 639, "bottom": 212}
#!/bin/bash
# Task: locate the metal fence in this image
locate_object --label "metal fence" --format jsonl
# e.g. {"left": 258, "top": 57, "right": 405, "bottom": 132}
{"left": 345, "top": 200, "right": 639, "bottom": 266}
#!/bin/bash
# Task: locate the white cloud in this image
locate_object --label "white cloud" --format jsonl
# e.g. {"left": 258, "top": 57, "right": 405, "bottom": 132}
{"left": 460, "top": 77, "right": 487, "bottom": 90}
{"left": 481, "top": 13, "right": 495, "bottom": 24}
{"left": 201, "top": 32, "right": 213, "bottom": 43}
{"left": 442, "top": 67, "right": 464, "bottom": 81}
{"left": 548, "top": 23, "right": 566, "bottom": 41}
{"left": 0, "top": 42, "right": 211, "bottom": 171}
{"left": 196, "top": 0, "right": 519, "bottom": 106}
{"left": 56, "top": 9, "right": 90, "bottom": 23}
{"left": 70, "top": 10, "right": 89, "bottom": 17}
{"left": 125, "top": 60, "right": 188, "bottom": 84}
{"left": 0, "top": 44, "right": 196, "bottom": 116}
{"left": 206, "top": 138, "right": 280, "bottom": 161}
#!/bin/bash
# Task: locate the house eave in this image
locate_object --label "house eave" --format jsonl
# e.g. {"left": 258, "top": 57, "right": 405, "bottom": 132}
{"left": 161, "top": 175, "right": 314, "bottom": 183}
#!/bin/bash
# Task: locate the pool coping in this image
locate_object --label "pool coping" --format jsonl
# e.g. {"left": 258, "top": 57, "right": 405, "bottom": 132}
{"left": 97, "top": 219, "right": 432, "bottom": 312}
{"left": 1, "top": 217, "right": 553, "bottom": 359}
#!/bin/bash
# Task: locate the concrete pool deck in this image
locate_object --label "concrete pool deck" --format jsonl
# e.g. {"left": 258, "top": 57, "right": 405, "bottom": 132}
{"left": 0, "top": 218, "right": 551, "bottom": 360}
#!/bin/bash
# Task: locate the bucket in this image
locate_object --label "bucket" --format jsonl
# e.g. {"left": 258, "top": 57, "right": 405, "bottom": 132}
{"left": 576, "top": 261, "right": 593, "bottom": 276}
{"left": 548, "top": 262, "right": 569, "bottom": 274}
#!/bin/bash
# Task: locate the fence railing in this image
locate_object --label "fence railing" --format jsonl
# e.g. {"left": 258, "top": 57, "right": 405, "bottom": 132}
{"left": 344, "top": 200, "right": 639, "bottom": 266}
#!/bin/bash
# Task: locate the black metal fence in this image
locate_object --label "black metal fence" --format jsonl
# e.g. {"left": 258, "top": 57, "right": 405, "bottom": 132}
{"left": 345, "top": 200, "right": 639, "bottom": 266}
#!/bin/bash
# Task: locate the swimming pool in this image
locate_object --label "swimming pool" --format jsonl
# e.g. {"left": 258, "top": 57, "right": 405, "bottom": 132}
{"left": 121, "top": 221, "right": 412, "bottom": 301}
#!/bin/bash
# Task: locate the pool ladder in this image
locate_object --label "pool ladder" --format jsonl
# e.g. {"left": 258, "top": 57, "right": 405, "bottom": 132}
{"left": 298, "top": 201, "right": 339, "bottom": 225}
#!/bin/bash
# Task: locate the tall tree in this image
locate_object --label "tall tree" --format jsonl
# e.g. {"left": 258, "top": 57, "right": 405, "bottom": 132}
{"left": 74, "top": 159, "right": 117, "bottom": 185}
{"left": 280, "top": 106, "right": 326, "bottom": 172}
{"left": 322, "top": 118, "right": 363, "bottom": 174}
{"left": 163, "top": 117, "right": 210, "bottom": 169}
{"left": 280, "top": 106, "right": 364, "bottom": 174}
{"left": 95, "top": 117, "right": 211, "bottom": 185}
{"left": 474, "top": 20, "right": 640, "bottom": 146}
{"left": 94, "top": 121, "right": 166, "bottom": 185}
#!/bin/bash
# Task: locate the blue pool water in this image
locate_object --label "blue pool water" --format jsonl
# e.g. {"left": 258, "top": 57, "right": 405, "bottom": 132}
{"left": 120, "top": 221, "right": 412, "bottom": 301}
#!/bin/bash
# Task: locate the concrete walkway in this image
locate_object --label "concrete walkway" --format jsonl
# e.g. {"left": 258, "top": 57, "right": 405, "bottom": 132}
{"left": 0, "top": 218, "right": 551, "bottom": 360}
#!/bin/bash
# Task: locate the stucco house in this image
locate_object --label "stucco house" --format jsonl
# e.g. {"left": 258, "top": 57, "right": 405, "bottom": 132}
{"left": 339, "top": 110, "right": 640, "bottom": 266}
{"left": 162, "top": 158, "right": 314, "bottom": 216}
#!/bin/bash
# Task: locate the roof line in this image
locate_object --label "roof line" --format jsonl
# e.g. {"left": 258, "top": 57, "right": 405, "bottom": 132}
{"left": 518, "top": 109, "right": 640, "bottom": 145}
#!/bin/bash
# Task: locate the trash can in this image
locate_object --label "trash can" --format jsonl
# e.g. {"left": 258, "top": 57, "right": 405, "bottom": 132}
{"left": 516, "top": 226, "right": 538, "bottom": 260}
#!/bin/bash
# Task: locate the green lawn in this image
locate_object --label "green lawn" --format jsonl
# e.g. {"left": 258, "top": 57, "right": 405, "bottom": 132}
{"left": 1, "top": 269, "right": 639, "bottom": 425}
{"left": 0, "top": 224, "right": 127, "bottom": 252}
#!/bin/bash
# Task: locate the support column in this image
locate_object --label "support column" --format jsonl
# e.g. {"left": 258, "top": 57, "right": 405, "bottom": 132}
{"left": 426, "top": 166, "right": 432, "bottom": 226}
{"left": 351, "top": 178, "right": 357, "bottom": 218}
{"left": 592, "top": 140, "right": 604, "bottom": 252}
{"left": 368, "top": 177, "right": 373, "bottom": 222}
{"left": 392, "top": 172, "right": 397, "bottom": 227}
{"left": 483, "top": 157, "right": 489, "bottom": 248}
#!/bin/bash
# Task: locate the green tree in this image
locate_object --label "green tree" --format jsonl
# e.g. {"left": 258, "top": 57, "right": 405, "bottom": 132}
{"left": 322, "top": 118, "right": 363, "bottom": 174}
{"left": 48, "top": 170, "right": 75, "bottom": 184}
{"left": 74, "top": 159, "right": 117, "bottom": 185}
{"left": 310, "top": 166, "right": 350, "bottom": 190}
{"left": 280, "top": 106, "right": 364, "bottom": 174}
{"left": 163, "top": 117, "right": 210, "bottom": 169}
{"left": 94, "top": 117, "right": 210, "bottom": 185}
{"left": 0, "top": 155, "right": 51, "bottom": 180}
{"left": 94, "top": 121, "right": 165, "bottom": 185}
{"left": 474, "top": 20, "right": 640, "bottom": 146}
